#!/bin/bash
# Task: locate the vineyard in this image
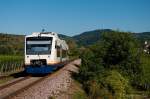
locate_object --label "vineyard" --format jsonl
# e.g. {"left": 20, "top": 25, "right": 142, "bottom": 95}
{"left": 0, "top": 55, "right": 24, "bottom": 76}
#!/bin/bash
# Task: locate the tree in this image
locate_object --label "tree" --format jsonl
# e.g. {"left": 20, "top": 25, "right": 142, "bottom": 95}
{"left": 98, "top": 32, "right": 142, "bottom": 76}
{"left": 100, "top": 32, "right": 137, "bottom": 65}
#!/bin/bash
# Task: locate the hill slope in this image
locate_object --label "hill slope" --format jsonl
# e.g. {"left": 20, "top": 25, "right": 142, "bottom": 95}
{"left": 73, "top": 29, "right": 113, "bottom": 46}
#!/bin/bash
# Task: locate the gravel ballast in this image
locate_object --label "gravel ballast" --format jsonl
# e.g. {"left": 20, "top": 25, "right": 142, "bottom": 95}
{"left": 11, "top": 59, "right": 81, "bottom": 99}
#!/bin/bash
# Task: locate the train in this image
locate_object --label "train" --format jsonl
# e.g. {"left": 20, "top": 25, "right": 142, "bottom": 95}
{"left": 24, "top": 32, "right": 69, "bottom": 74}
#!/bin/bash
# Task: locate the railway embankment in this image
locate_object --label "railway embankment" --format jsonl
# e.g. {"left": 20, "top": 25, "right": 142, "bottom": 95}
{"left": 2, "top": 59, "right": 81, "bottom": 99}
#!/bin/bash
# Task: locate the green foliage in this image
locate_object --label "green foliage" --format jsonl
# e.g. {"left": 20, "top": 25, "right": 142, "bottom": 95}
{"left": 74, "top": 31, "right": 144, "bottom": 98}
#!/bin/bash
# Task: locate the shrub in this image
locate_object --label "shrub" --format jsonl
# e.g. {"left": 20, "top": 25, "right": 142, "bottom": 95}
{"left": 102, "top": 70, "right": 131, "bottom": 99}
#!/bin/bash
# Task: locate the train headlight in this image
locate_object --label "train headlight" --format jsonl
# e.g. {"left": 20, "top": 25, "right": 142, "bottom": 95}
{"left": 48, "top": 56, "right": 50, "bottom": 58}
{"left": 27, "top": 56, "right": 29, "bottom": 58}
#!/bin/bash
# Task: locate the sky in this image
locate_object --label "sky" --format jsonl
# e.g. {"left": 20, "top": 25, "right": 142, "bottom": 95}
{"left": 0, "top": 0, "right": 150, "bottom": 36}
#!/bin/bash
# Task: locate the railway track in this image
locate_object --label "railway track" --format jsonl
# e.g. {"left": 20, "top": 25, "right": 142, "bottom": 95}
{"left": 0, "top": 74, "right": 16, "bottom": 81}
{"left": 0, "top": 75, "right": 8, "bottom": 80}
{"left": 0, "top": 76, "right": 42, "bottom": 99}
{"left": 0, "top": 66, "right": 25, "bottom": 83}
{"left": 0, "top": 60, "right": 74, "bottom": 99}
{"left": 0, "top": 76, "right": 30, "bottom": 91}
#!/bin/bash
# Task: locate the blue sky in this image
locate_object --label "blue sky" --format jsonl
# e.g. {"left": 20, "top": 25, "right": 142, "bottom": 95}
{"left": 0, "top": 0, "right": 150, "bottom": 36}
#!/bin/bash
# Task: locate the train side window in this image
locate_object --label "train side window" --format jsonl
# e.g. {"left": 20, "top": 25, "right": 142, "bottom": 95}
{"left": 56, "top": 45, "right": 61, "bottom": 57}
{"left": 55, "top": 41, "right": 57, "bottom": 49}
{"left": 62, "top": 49, "right": 67, "bottom": 58}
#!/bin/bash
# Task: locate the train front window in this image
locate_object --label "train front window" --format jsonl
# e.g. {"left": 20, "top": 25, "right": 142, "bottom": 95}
{"left": 26, "top": 37, "right": 52, "bottom": 55}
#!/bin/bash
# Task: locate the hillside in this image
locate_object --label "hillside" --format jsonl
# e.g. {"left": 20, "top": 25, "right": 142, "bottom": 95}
{"left": 73, "top": 29, "right": 150, "bottom": 46}
{"left": 72, "top": 29, "right": 113, "bottom": 46}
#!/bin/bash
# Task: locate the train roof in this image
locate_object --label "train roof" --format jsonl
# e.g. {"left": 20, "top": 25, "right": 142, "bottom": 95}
{"left": 26, "top": 32, "right": 58, "bottom": 38}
